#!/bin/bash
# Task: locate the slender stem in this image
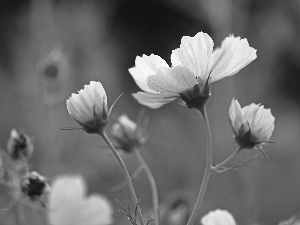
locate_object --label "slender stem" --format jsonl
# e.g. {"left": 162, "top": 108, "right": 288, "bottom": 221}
{"left": 134, "top": 148, "right": 160, "bottom": 225}
{"left": 187, "top": 105, "right": 213, "bottom": 225}
{"left": 213, "top": 147, "right": 241, "bottom": 171}
{"left": 100, "top": 132, "right": 145, "bottom": 225}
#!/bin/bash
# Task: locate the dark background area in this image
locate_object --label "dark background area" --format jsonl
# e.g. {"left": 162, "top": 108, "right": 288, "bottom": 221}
{"left": 0, "top": 0, "right": 300, "bottom": 224}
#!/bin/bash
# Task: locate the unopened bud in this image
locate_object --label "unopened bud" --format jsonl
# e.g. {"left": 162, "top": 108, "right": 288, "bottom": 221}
{"left": 66, "top": 81, "right": 108, "bottom": 134}
{"left": 7, "top": 129, "right": 34, "bottom": 161}
{"left": 111, "top": 114, "right": 142, "bottom": 153}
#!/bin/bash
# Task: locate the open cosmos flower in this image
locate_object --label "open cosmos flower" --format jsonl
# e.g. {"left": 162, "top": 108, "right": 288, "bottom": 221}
{"left": 201, "top": 209, "right": 236, "bottom": 225}
{"left": 111, "top": 114, "right": 144, "bottom": 153}
{"left": 48, "top": 175, "right": 113, "bottom": 225}
{"left": 129, "top": 32, "right": 257, "bottom": 109}
{"left": 66, "top": 81, "right": 108, "bottom": 134}
{"left": 229, "top": 98, "right": 275, "bottom": 149}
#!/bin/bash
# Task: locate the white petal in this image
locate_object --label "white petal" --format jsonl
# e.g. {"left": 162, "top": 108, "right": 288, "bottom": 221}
{"left": 169, "top": 66, "right": 198, "bottom": 89}
{"left": 171, "top": 32, "right": 214, "bottom": 80}
{"left": 129, "top": 54, "right": 170, "bottom": 93}
{"left": 229, "top": 99, "right": 243, "bottom": 132}
{"left": 66, "top": 98, "right": 83, "bottom": 122}
{"left": 242, "top": 103, "right": 259, "bottom": 125}
{"left": 257, "top": 109, "right": 275, "bottom": 141}
{"left": 210, "top": 36, "right": 257, "bottom": 83}
{"left": 147, "top": 66, "right": 197, "bottom": 93}
{"left": 132, "top": 92, "right": 178, "bottom": 109}
{"left": 201, "top": 209, "right": 236, "bottom": 225}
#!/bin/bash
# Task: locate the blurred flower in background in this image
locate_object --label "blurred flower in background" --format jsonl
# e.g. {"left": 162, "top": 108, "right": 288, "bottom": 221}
{"left": 21, "top": 171, "right": 50, "bottom": 207}
{"left": 48, "top": 175, "right": 113, "bottom": 225}
{"left": 201, "top": 209, "right": 236, "bottom": 225}
{"left": 37, "top": 48, "right": 70, "bottom": 106}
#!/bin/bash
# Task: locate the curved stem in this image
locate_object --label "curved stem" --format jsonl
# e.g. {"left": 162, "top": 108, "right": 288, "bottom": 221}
{"left": 187, "top": 105, "right": 213, "bottom": 225}
{"left": 100, "top": 132, "right": 145, "bottom": 225}
{"left": 134, "top": 149, "right": 160, "bottom": 225}
{"left": 213, "top": 146, "right": 241, "bottom": 171}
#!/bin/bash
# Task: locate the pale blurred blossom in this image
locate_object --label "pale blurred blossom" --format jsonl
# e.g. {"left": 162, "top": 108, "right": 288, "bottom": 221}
{"left": 48, "top": 175, "right": 113, "bottom": 225}
{"left": 201, "top": 209, "right": 236, "bottom": 225}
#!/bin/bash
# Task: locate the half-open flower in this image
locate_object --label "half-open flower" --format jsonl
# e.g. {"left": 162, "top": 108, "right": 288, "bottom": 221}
{"left": 229, "top": 99, "right": 275, "bottom": 149}
{"left": 111, "top": 114, "right": 144, "bottom": 153}
{"left": 66, "top": 81, "right": 108, "bottom": 134}
{"left": 201, "top": 209, "right": 236, "bottom": 225}
{"left": 129, "top": 32, "right": 257, "bottom": 109}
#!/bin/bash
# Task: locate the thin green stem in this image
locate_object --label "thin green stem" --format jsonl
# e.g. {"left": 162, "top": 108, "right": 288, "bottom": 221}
{"left": 187, "top": 105, "right": 213, "bottom": 225}
{"left": 134, "top": 148, "right": 160, "bottom": 225}
{"left": 100, "top": 132, "right": 145, "bottom": 225}
{"left": 213, "top": 146, "right": 241, "bottom": 171}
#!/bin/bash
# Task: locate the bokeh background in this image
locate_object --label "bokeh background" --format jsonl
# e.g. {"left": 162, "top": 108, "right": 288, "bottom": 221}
{"left": 0, "top": 0, "right": 300, "bottom": 224}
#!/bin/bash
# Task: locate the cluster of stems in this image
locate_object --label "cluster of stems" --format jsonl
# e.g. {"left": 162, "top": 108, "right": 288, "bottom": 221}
{"left": 99, "top": 102, "right": 244, "bottom": 225}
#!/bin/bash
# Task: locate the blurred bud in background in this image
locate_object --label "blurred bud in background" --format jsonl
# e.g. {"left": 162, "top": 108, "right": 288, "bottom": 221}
{"left": 7, "top": 129, "right": 34, "bottom": 162}
{"left": 111, "top": 114, "right": 146, "bottom": 153}
{"left": 37, "top": 48, "right": 70, "bottom": 106}
{"left": 159, "top": 192, "right": 190, "bottom": 225}
{"left": 21, "top": 171, "right": 50, "bottom": 207}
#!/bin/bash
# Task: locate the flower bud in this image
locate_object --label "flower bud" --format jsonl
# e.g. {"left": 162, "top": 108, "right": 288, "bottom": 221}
{"left": 66, "top": 81, "right": 108, "bottom": 134}
{"left": 21, "top": 171, "right": 50, "bottom": 205}
{"left": 161, "top": 193, "right": 190, "bottom": 225}
{"left": 229, "top": 99, "right": 275, "bottom": 149}
{"left": 7, "top": 129, "right": 34, "bottom": 161}
{"left": 111, "top": 114, "right": 142, "bottom": 153}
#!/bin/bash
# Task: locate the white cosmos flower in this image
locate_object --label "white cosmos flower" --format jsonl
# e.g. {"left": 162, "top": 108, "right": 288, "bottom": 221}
{"left": 129, "top": 32, "right": 257, "bottom": 109}
{"left": 66, "top": 81, "right": 108, "bottom": 134}
{"left": 201, "top": 209, "right": 236, "bottom": 225}
{"left": 229, "top": 98, "right": 275, "bottom": 149}
{"left": 48, "top": 175, "right": 113, "bottom": 225}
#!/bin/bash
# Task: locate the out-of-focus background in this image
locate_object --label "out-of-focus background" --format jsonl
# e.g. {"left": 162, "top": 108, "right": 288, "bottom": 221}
{"left": 0, "top": 0, "right": 299, "bottom": 224}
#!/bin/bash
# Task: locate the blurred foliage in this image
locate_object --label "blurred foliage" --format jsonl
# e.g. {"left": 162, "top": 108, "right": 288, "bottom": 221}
{"left": 0, "top": 0, "right": 300, "bottom": 225}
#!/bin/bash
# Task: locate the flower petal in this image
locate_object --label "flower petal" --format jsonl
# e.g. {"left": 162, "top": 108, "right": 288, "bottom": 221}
{"left": 171, "top": 32, "right": 214, "bottom": 80}
{"left": 132, "top": 92, "right": 178, "bottom": 109}
{"left": 229, "top": 99, "right": 243, "bottom": 133}
{"left": 129, "top": 54, "right": 170, "bottom": 93}
{"left": 210, "top": 36, "right": 257, "bottom": 83}
{"left": 169, "top": 66, "right": 198, "bottom": 89}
